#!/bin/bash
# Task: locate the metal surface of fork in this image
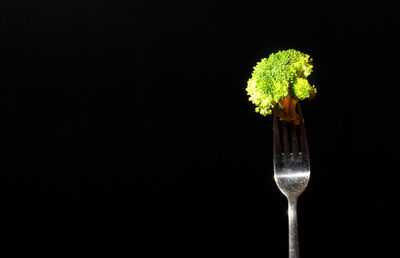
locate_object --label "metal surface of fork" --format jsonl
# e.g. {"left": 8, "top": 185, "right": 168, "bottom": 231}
{"left": 273, "top": 104, "right": 310, "bottom": 258}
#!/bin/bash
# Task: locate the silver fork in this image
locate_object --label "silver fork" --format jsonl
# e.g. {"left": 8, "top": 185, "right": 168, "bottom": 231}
{"left": 273, "top": 104, "right": 311, "bottom": 258}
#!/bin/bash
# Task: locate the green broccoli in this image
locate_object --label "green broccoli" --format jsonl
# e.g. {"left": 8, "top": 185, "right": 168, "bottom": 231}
{"left": 246, "top": 49, "right": 316, "bottom": 124}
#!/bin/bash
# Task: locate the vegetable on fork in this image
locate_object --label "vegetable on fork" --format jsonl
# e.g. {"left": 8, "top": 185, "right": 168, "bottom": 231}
{"left": 246, "top": 49, "right": 316, "bottom": 124}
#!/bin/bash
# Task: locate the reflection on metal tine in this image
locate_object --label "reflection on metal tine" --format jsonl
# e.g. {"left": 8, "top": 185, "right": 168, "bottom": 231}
{"left": 282, "top": 121, "right": 289, "bottom": 153}
{"left": 297, "top": 104, "right": 308, "bottom": 154}
{"left": 273, "top": 112, "right": 281, "bottom": 157}
{"left": 291, "top": 122, "right": 298, "bottom": 153}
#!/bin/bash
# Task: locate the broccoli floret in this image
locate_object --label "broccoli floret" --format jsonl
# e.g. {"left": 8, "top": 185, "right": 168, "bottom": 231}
{"left": 246, "top": 49, "right": 316, "bottom": 124}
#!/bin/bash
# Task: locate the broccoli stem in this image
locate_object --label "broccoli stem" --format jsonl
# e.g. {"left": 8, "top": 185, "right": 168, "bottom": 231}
{"left": 276, "top": 95, "right": 301, "bottom": 125}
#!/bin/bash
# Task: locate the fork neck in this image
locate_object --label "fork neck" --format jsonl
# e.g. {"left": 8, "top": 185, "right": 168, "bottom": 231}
{"left": 288, "top": 197, "right": 299, "bottom": 258}
{"left": 288, "top": 198, "right": 298, "bottom": 222}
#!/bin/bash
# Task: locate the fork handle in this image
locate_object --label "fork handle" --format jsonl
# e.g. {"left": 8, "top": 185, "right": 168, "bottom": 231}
{"left": 288, "top": 198, "right": 300, "bottom": 258}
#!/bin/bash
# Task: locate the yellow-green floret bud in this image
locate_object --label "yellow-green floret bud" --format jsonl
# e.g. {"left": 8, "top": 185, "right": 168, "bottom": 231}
{"left": 246, "top": 49, "right": 316, "bottom": 117}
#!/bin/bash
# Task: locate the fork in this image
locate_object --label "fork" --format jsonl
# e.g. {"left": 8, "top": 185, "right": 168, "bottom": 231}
{"left": 273, "top": 104, "right": 311, "bottom": 258}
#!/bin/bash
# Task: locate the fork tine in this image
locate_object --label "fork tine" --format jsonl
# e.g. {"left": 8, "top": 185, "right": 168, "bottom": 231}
{"left": 297, "top": 104, "right": 309, "bottom": 155}
{"left": 290, "top": 122, "right": 299, "bottom": 153}
{"left": 273, "top": 112, "right": 281, "bottom": 157}
{"left": 282, "top": 121, "right": 290, "bottom": 153}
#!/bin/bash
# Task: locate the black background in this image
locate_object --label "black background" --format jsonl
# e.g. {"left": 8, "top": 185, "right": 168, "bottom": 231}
{"left": 1, "top": 0, "right": 398, "bottom": 256}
